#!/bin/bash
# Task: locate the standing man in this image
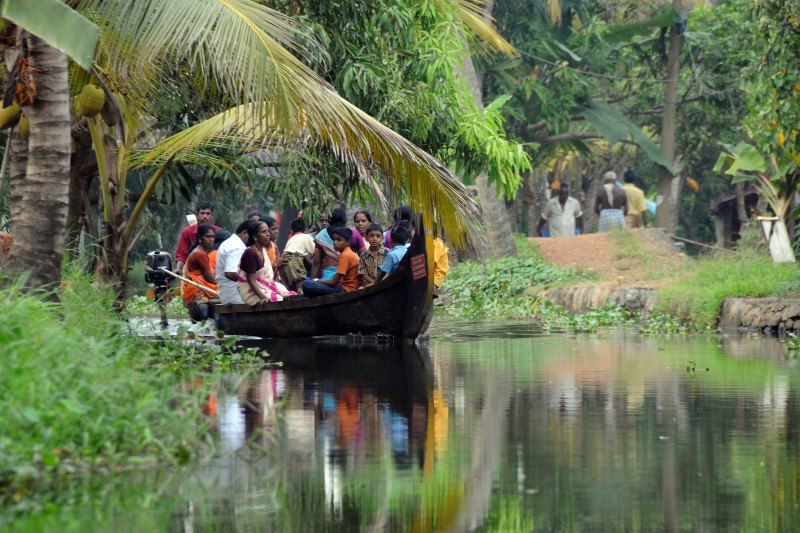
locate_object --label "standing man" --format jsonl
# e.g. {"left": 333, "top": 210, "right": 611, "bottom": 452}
{"left": 594, "top": 171, "right": 628, "bottom": 232}
{"left": 622, "top": 170, "right": 647, "bottom": 228}
{"left": 174, "top": 202, "right": 220, "bottom": 273}
{"left": 537, "top": 183, "right": 584, "bottom": 237}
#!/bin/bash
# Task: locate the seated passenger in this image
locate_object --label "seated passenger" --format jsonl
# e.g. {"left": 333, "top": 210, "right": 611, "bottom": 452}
{"left": 302, "top": 226, "right": 360, "bottom": 297}
{"left": 279, "top": 217, "right": 315, "bottom": 294}
{"left": 358, "top": 223, "right": 388, "bottom": 287}
{"left": 237, "top": 221, "right": 296, "bottom": 305}
{"left": 181, "top": 224, "right": 218, "bottom": 307}
{"left": 215, "top": 220, "right": 255, "bottom": 305}
{"left": 377, "top": 225, "right": 410, "bottom": 281}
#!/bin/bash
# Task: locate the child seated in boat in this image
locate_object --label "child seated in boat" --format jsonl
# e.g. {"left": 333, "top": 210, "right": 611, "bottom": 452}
{"left": 358, "top": 224, "right": 388, "bottom": 287}
{"left": 301, "top": 226, "right": 360, "bottom": 297}
{"left": 377, "top": 225, "right": 410, "bottom": 281}
{"left": 279, "top": 218, "right": 315, "bottom": 293}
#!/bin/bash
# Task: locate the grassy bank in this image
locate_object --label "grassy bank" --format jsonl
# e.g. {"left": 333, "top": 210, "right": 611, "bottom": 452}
{"left": 0, "top": 272, "right": 216, "bottom": 514}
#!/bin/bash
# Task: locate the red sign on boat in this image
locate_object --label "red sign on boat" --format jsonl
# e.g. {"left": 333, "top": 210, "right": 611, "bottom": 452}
{"left": 410, "top": 254, "right": 427, "bottom": 281}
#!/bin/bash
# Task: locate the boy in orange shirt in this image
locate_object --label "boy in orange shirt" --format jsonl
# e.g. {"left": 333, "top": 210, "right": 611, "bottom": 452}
{"left": 301, "top": 226, "right": 360, "bottom": 297}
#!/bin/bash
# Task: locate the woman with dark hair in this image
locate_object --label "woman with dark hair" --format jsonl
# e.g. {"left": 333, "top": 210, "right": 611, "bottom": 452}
{"left": 236, "top": 221, "right": 295, "bottom": 305}
{"left": 181, "top": 224, "right": 218, "bottom": 307}
{"left": 384, "top": 204, "right": 414, "bottom": 247}
{"left": 353, "top": 210, "right": 372, "bottom": 238}
{"left": 312, "top": 207, "right": 365, "bottom": 280}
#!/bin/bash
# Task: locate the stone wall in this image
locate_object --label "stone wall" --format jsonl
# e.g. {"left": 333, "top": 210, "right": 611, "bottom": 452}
{"left": 719, "top": 298, "right": 800, "bottom": 333}
{"left": 542, "top": 285, "right": 800, "bottom": 333}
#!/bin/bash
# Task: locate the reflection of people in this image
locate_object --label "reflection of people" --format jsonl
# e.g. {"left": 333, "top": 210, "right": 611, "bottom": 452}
{"left": 623, "top": 170, "right": 647, "bottom": 228}
{"left": 594, "top": 171, "right": 628, "bottom": 232}
{"left": 537, "top": 183, "right": 584, "bottom": 237}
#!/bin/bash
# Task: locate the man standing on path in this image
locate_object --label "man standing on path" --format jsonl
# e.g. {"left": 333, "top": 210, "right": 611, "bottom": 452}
{"left": 594, "top": 171, "right": 628, "bottom": 232}
{"left": 175, "top": 202, "right": 221, "bottom": 273}
{"left": 537, "top": 183, "right": 584, "bottom": 237}
{"left": 622, "top": 170, "right": 647, "bottom": 228}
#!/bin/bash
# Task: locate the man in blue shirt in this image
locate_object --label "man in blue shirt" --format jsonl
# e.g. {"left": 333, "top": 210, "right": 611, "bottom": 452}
{"left": 377, "top": 225, "right": 410, "bottom": 281}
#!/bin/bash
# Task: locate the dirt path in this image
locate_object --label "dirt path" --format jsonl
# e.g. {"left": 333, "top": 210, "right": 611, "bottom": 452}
{"left": 532, "top": 228, "right": 684, "bottom": 287}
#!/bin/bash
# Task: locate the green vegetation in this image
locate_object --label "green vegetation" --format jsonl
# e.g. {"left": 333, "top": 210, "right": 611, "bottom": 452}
{"left": 0, "top": 271, "right": 254, "bottom": 513}
{"left": 655, "top": 252, "right": 800, "bottom": 325}
{"left": 439, "top": 236, "right": 589, "bottom": 319}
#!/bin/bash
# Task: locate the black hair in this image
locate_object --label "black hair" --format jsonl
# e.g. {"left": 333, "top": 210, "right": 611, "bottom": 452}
{"left": 195, "top": 202, "right": 214, "bottom": 213}
{"left": 623, "top": 170, "right": 637, "bottom": 183}
{"left": 392, "top": 204, "right": 412, "bottom": 222}
{"left": 330, "top": 207, "right": 347, "bottom": 227}
{"left": 213, "top": 229, "right": 232, "bottom": 250}
{"left": 236, "top": 220, "right": 255, "bottom": 234}
{"left": 246, "top": 221, "right": 268, "bottom": 246}
{"left": 189, "top": 223, "right": 216, "bottom": 252}
{"left": 247, "top": 211, "right": 263, "bottom": 220}
{"left": 365, "top": 223, "right": 384, "bottom": 235}
{"left": 353, "top": 210, "right": 372, "bottom": 223}
{"left": 330, "top": 226, "right": 352, "bottom": 241}
{"left": 391, "top": 225, "right": 410, "bottom": 245}
{"left": 263, "top": 215, "right": 278, "bottom": 228}
{"left": 289, "top": 217, "right": 306, "bottom": 233}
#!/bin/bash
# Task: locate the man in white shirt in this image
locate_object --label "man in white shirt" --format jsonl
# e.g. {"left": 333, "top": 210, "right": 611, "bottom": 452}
{"left": 215, "top": 220, "right": 253, "bottom": 305}
{"left": 537, "top": 183, "right": 584, "bottom": 237}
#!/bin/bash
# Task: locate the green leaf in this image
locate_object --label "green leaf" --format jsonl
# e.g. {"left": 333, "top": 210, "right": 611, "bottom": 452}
{"left": 577, "top": 101, "right": 676, "bottom": 173}
{"left": 2, "top": 0, "right": 99, "bottom": 71}
{"left": 603, "top": 9, "right": 678, "bottom": 46}
{"left": 724, "top": 142, "right": 767, "bottom": 175}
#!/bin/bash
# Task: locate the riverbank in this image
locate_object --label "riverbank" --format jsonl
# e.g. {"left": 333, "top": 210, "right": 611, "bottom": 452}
{"left": 0, "top": 271, "right": 264, "bottom": 517}
{"left": 438, "top": 230, "right": 800, "bottom": 333}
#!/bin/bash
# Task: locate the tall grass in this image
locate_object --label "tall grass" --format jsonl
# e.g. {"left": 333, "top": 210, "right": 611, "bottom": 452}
{"left": 655, "top": 251, "right": 800, "bottom": 324}
{"left": 0, "top": 271, "right": 211, "bottom": 510}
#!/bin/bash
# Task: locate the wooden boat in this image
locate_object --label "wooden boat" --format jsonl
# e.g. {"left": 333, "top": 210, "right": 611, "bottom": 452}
{"left": 213, "top": 221, "right": 435, "bottom": 340}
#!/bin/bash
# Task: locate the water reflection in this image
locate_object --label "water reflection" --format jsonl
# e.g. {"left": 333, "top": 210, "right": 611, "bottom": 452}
{"left": 11, "top": 326, "right": 800, "bottom": 531}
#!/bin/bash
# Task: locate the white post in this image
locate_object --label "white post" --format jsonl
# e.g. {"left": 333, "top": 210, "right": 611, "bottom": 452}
{"left": 758, "top": 216, "right": 796, "bottom": 263}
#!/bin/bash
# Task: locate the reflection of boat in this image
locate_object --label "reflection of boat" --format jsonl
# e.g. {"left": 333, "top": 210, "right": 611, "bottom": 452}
{"left": 214, "top": 221, "right": 434, "bottom": 339}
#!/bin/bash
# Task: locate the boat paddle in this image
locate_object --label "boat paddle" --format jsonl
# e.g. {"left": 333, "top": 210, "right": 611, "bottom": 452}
{"left": 159, "top": 267, "right": 220, "bottom": 297}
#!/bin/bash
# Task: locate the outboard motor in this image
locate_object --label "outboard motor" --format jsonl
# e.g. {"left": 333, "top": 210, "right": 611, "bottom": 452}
{"left": 144, "top": 250, "right": 172, "bottom": 328}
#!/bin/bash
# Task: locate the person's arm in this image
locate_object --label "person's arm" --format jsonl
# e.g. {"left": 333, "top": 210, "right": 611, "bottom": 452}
{"left": 174, "top": 228, "right": 191, "bottom": 272}
{"left": 576, "top": 215, "right": 584, "bottom": 235}
{"left": 224, "top": 272, "right": 238, "bottom": 282}
{"left": 319, "top": 273, "right": 342, "bottom": 287}
{"left": 197, "top": 254, "right": 216, "bottom": 284}
{"left": 311, "top": 247, "right": 323, "bottom": 278}
{"left": 536, "top": 218, "right": 547, "bottom": 237}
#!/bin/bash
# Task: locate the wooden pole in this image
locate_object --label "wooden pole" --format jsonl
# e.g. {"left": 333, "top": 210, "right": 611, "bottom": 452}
{"left": 159, "top": 267, "right": 220, "bottom": 296}
{"left": 668, "top": 234, "right": 733, "bottom": 253}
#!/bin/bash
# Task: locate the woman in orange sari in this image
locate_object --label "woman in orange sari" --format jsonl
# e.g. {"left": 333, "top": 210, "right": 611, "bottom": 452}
{"left": 182, "top": 224, "right": 218, "bottom": 307}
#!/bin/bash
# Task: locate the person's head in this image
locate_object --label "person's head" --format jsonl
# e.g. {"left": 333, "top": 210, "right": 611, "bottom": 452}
{"left": 318, "top": 214, "right": 329, "bottom": 229}
{"left": 247, "top": 211, "right": 263, "bottom": 222}
{"left": 603, "top": 171, "right": 617, "bottom": 185}
{"left": 196, "top": 223, "right": 216, "bottom": 250}
{"left": 195, "top": 202, "right": 214, "bottom": 224}
{"left": 289, "top": 217, "right": 306, "bottom": 233}
{"left": 263, "top": 215, "right": 279, "bottom": 242}
{"left": 330, "top": 207, "right": 347, "bottom": 228}
{"left": 391, "top": 225, "right": 410, "bottom": 247}
{"left": 392, "top": 204, "right": 413, "bottom": 223}
{"left": 353, "top": 210, "right": 372, "bottom": 235}
{"left": 213, "top": 229, "right": 231, "bottom": 250}
{"left": 623, "top": 170, "right": 637, "bottom": 184}
{"left": 330, "top": 226, "right": 352, "bottom": 252}
{"left": 557, "top": 183, "right": 570, "bottom": 202}
{"left": 365, "top": 223, "right": 384, "bottom": 249}
{"left": 246, "top": 221, "right": 270, "bottom": 247}
{"left": 236, "top": 220, "right": 256, "bottom": 242}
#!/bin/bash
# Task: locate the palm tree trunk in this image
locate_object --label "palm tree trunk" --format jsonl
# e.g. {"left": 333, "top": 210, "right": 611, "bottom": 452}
{"left": 65, "top": 126, "right": 97, "bottom": 256}
{"left": 655, "top": 0, "right": 683, "bottom": 232}
{"left": 4, "top": 33, "right": 71, "bottom": 288}
{"left": 454, "top": 0, "right": 517, "bottom": 258}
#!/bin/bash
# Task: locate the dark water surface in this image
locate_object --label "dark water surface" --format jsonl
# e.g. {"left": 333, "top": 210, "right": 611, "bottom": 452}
{"left": 16, "top": 322, "right": 800, "bottom": 531}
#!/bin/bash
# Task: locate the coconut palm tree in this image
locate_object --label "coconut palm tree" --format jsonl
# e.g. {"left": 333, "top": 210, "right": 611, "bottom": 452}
{"left": 2, "top": 0, "right": 515, "bottom": 293}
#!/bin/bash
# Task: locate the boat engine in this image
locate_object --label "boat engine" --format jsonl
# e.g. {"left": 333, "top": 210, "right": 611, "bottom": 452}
{"left": 144, "top": 250, "right": 172, "bottom": 327}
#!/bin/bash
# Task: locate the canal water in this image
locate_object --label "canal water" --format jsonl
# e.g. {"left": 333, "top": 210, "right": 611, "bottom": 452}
{"left": 15, "top": 322, "right": 800, "bottom": 530}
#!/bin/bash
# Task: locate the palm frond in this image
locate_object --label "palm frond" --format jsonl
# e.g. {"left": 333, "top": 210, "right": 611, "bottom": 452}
{"left": 431, "top": 0, "right": 516, "bottom": 55}
{"left": 135, "top": 100, "right": 484, "bottom": 251}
